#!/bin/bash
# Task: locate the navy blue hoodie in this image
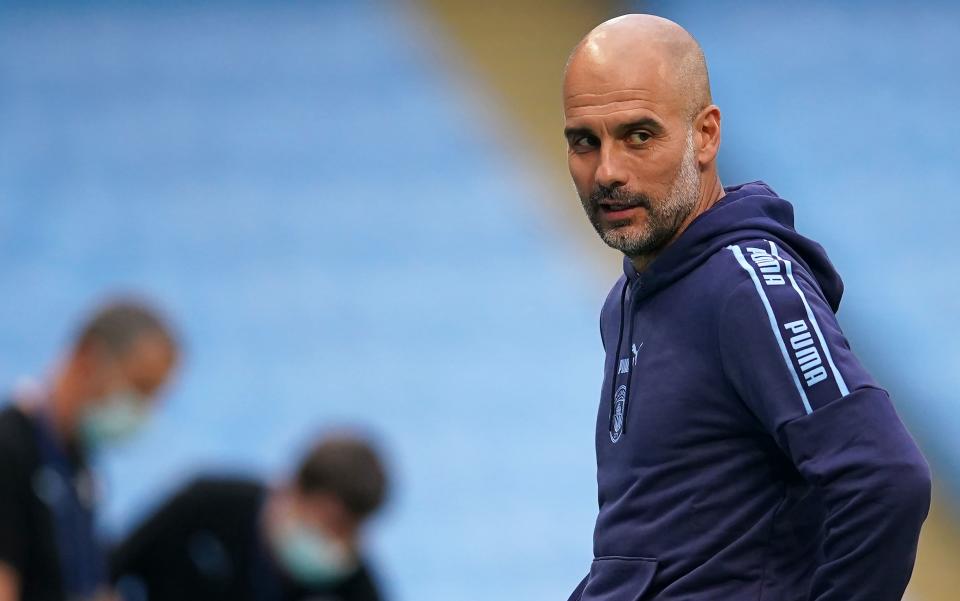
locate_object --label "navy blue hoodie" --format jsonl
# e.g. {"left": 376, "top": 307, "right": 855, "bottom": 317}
{"left": 567, "top": 182, "right": 931, "bottom": 601}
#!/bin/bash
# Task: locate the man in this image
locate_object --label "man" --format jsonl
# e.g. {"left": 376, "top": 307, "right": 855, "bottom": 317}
{"left": 111, "top": 433, "right": 388, "bottom": 601}
{"left": 562, "top": 14, "right": 930, "bottom": 601}
{"left": 0, "top": 300, "right": 179, "bottom": 601}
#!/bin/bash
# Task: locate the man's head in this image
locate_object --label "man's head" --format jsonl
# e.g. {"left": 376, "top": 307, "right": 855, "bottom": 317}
{"left": 54, "top": 299, "right": 179, "bottom": 448}
{"left": 563, "top": 14, "right": 722, "bottom": 265}
{"left": 266, "top": 434, "right": 388, "bottom": 586}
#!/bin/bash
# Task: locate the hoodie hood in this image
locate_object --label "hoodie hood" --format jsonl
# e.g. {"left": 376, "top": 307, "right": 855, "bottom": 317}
{"left": 623, "top": 181, "right": 844, "bottom": 312}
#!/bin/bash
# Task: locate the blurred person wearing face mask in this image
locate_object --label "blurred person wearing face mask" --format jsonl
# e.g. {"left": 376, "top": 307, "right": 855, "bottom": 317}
{"left": 110, "top": 434, "right": 388, "bottom": 601}
{"left": 0, "top": 300, "right": 179, "bottom": 601}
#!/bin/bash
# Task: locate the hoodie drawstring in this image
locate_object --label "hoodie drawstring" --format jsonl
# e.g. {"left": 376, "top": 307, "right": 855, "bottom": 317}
{"left": 623, "top": 284, "right": 637, "bottom": 433}
{"left": 608, "top": 280, "right": 636, "bottom": 436}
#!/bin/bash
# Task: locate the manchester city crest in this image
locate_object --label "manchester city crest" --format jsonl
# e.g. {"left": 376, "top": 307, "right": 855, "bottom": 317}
{"left": 610, "top": 385, "right": 627, "bottom": 443}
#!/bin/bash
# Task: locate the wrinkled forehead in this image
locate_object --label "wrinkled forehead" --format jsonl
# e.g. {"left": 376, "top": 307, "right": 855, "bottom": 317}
{"left": 563, "top": 44, "right": 682, "bottom": 119}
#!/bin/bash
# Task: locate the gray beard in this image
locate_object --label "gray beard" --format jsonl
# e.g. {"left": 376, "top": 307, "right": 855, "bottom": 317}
{"left": 583, "top": 131, "right": 701, "bottom": 258}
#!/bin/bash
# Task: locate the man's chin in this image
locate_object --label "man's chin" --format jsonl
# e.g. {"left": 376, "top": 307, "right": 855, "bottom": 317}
{"left": 601, "top": 221, "right": 645, "bottom": 238}
{"left": 600, "top": 227, "right": 646, "bottom": 255}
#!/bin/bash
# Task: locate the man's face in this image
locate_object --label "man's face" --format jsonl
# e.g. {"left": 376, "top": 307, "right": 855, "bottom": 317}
{"left": 262, "top": 487, "right": 360, "bottom": 585}
{"left": 288, "top": 490, "right": 357, "bottom": 547}
{"left": 85, "top": 332, "right": 177, "bottom": 409}
{"left": 69, "top": 332, "right": 177, "bottom": 449}
{"left": 563, "top": 55, "right": 702, "bottom": 257}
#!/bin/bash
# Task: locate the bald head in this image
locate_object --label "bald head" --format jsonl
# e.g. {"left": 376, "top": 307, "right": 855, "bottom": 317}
{"left": 562, "top": 15, "right": 724, "bottom": 269}
{"left": 565, "top": 14, "right": 711, "bottom": 121}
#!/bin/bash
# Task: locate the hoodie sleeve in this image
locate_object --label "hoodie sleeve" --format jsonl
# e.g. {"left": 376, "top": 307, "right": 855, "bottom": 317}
{"left": 719, "top": 241, "right": 931, "bottom": 601}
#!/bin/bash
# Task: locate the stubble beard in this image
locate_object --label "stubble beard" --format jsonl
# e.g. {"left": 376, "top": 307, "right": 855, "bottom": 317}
{"left": 582, "top": 130, "right": 701, "bottom": 259}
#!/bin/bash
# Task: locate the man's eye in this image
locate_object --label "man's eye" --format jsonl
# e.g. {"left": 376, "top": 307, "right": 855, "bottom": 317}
{"left": 572, "top": 135, "right": 599, "bottom": 151}
{"left": 627, "top": 131, "right": 652, "bottom": 144}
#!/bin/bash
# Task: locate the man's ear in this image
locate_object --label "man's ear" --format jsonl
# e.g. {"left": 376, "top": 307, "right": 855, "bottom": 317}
{"left": 695, "top": 104, "right": 722, "bottom": 166}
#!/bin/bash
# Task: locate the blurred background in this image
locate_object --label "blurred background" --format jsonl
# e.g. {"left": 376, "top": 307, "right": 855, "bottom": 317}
{"left": 0, "top": 0, "right": 957, "bottom": 600}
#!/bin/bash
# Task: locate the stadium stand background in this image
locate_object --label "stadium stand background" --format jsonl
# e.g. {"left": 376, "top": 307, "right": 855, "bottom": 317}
{"left": 0, "top": 1, "right": 956, "bottom": 600}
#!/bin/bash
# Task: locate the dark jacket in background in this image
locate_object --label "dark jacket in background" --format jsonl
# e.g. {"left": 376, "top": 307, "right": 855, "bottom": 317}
{"left": 111, "top": 477, "right": 383, "bottom": 601}
{"left": 0, "top": 404, "right": 105, "bottom": 601}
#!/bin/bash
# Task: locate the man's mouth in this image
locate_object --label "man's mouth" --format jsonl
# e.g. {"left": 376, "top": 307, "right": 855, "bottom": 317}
{"left": 598, "top": 202, "right": 645, "bottom": 221}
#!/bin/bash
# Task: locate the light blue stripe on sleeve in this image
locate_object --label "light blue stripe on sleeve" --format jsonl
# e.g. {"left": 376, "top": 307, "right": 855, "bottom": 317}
{"left": 728, "top": 245, "right": 813, "bottom": 414}
{"left": 768, "top": 241, "right": 850, "bottom": 396}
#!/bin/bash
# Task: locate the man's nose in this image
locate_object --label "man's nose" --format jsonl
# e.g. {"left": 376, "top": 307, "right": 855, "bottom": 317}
{"left": 595, "top": 145, "right": 629, "bottom": 190}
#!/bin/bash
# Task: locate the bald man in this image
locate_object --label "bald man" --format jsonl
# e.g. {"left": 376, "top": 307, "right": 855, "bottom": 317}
{"left": 562, "top": 15, "right": 930, "bottom": 601}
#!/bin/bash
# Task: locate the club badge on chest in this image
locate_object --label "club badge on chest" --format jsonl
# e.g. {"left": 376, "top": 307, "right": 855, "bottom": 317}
{"left": 610, "top": 385, "right": 627, "bottom": 443}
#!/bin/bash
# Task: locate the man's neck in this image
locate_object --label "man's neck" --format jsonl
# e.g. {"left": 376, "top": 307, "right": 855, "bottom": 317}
{"left": 629, "top": 175, "right": 725, "bottom": 273}
{"left": 48, "top": 371, "right": 81, "bottom": 445}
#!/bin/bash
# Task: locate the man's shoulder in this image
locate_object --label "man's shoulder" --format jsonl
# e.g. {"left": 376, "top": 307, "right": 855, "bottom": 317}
{"left": 701, "top": 238, "right": 836, "bottom": 335}
{"left": 601, "top": 275, "right": 629, "bottom": 310}
{"left": 179, "top": 475, "right": 266, "bottom": 505}
{"left": 0, "top": 403, "right": 31, "bottom": 436}
{"left": 700, "top": 238, "right": 814, "bottom": 301}
{"left": 0, "top": 404, "right": 39, "bottom": 471}
{"left": 599, "top": 275, "right": 630, "bottom": 340}
{"left": 334, "top": 560, "right": 384, "bottom": 601}
{"left": 139, "top": 475, "right": 267, "bottom": 538}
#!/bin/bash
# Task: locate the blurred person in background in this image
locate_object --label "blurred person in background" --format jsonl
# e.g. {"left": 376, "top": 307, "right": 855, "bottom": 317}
{"left": 562, "top": 14, "right": 930, "bottom": 601}
{"left": 111, "top": 433, "right": 388, "bottom": 601}
{"left": 0, "top": 300, "right": 180, "bottom": 601}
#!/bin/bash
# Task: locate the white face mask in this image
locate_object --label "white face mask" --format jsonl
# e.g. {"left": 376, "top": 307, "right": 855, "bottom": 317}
{"left": 78, "top": 390, "right": 149, "bottom": 451}
{"left": 271, "top": 513, "right": 356, "bottom": 586}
